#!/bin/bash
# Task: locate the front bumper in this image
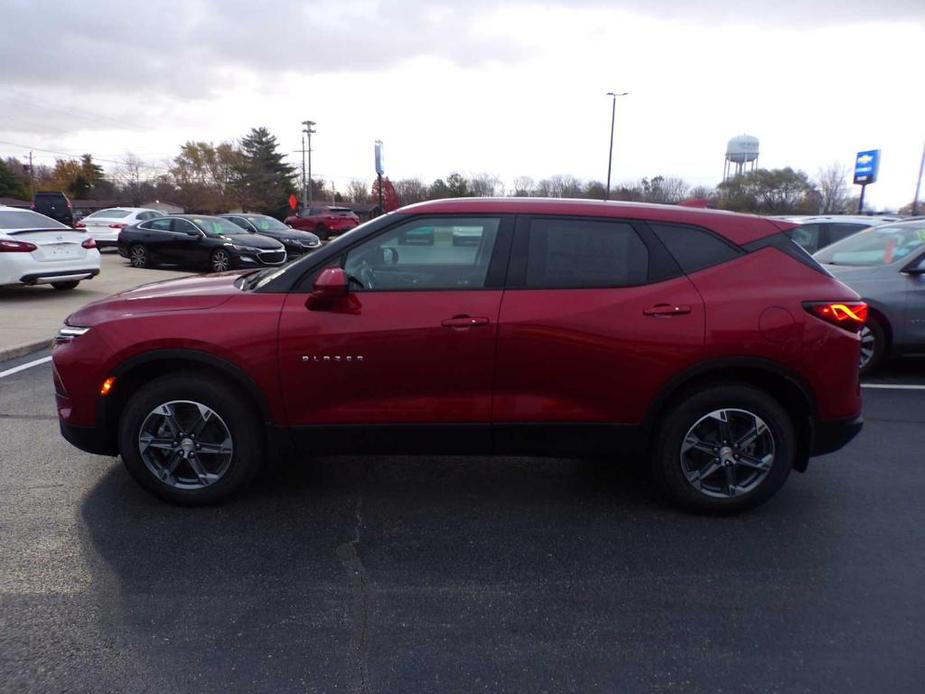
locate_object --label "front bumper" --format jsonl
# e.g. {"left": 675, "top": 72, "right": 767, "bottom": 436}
{"left": 811, "top": 414, "right": 863, "bottom": 456}
{"left": 59, "top": 419, "right": 117, "bottom": 456}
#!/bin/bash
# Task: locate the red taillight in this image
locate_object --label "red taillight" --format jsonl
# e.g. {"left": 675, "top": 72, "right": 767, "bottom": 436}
{"left": 81, "top": 237, "right": 97, "bottom": 249}
{"left": 803, "top": 301, "right": 868, "bottom": 332}
{"left": 0, "top": 239, "right": 38, "bottom": 253}
{"left": 108, "top": 223, "right": 127, "bottom": 229}
{"left": 75, "top": 222, "right": 86, "bottom": 229}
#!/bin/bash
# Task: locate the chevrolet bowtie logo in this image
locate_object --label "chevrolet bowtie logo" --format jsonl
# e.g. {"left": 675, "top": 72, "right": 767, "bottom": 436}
{"left": 857, "top": 154, "right": 874, "bottom": 165}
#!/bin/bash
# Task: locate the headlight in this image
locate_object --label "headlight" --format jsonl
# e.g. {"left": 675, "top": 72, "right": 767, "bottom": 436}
{"left": 55, "top": 325, "right": 90, "bottom": 344}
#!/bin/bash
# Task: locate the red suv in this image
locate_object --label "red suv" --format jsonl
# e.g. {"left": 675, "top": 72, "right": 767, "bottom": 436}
{"left": 53, "top": 199, "right": 864, "bottom": 512}
{"left": 285, "top": 205, "right": 359, "bottom": 240}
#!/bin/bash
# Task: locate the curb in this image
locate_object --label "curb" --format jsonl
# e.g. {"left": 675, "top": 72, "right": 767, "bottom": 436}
{"left": 0, "top": 339, "right": 53, "bottom": 364}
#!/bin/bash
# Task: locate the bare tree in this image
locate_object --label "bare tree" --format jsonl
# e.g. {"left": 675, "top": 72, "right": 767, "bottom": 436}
{"left": 512, "top": 176, "right": 535, "bottom": 196}
{"left": 816, "top": 163, "right": 851, "bottom": 214}
{"left": 346, "top": 179, "right": 370, "bottom": 204}
{"left": 114, "top": 152, "right": 145, "bottom": 205}
{"left": 393, "top": 178, "right": 428, "bottom": 205}
{"left": 468, "top": 172, "right": 501, "bottom": 197}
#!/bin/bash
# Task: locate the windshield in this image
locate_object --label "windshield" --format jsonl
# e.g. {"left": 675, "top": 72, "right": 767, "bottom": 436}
{"left": 814, "top": 223, "right": 925, "bottom": 266}
{"left": 0, "top": 209, "right": 69, "bottom": 230}
{"left": 191, "top": 217, "right": 249, "bottom": 236}
{"left": 246, "top": 215, "right": 289, "bottom": 232}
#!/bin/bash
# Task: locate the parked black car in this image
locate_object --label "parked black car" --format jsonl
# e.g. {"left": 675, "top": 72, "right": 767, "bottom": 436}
{"left": 219, "top": 213, "right": 322, "bottom": 258}
{"left": 118, "top": 215, "right": 287, "bottom": 272}
{"left": 32, "top": 191, "right": 74, "bottom": 227}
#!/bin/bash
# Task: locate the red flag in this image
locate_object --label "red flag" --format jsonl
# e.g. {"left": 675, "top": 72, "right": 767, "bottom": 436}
{"left": 288, "top": 194, "right": 298, "bottom": 210}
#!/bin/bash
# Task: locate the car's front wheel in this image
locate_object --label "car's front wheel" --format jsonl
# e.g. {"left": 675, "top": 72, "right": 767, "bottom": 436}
{"left": 118, "top": 374, "right": 263, "bottom": 504}
{"left": 210, "top": 248, "right": 232, "bottom": 273}
{"left": 652, "top": 385, "right": 794, "bottom": 513}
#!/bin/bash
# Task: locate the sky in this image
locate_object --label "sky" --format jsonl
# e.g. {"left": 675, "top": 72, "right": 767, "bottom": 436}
{"left": 1, "top": 0, "right": 924, "bottom": 209}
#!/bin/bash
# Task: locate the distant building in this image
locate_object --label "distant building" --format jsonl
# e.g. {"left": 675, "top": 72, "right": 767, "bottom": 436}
{"left": 142, "top": 200, "right": 184, "bottom": 214}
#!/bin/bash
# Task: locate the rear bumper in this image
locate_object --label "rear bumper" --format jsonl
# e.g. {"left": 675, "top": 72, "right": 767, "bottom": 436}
{"left": 19, "top": 268, "right": 99, "bottom": 285}
{"left": 811, "top": 414, "right": 863, "bottom": 456}
{"left": 59, "top": 420, "right": 117, "bottom": 456}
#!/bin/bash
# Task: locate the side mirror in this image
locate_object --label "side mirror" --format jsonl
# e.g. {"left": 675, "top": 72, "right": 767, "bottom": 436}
{"left": 306, "top": 267, "right": 348, "bottom": 310}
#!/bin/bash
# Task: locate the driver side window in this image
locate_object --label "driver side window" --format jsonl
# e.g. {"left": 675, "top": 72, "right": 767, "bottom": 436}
{"left": 343, "top": 217, "right": 500, "bottom": 291}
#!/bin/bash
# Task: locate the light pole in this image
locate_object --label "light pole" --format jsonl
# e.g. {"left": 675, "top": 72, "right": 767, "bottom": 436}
{"left": 605, "top": 91, "right": 628, "bottom": 201}
{"left": 302, "top": 120, "right": 316, "bottom": 207}
{"left": 913, "top": 140, "right": 925, "bottom": 216}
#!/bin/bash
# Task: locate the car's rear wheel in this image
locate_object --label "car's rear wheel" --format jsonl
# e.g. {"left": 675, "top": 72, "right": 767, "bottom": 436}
{"left": 51, "top": 281, "right": 80, "bottom": 290}
{"left": 129, "top": 244, "right": 148, "bottom": 268}
{"left": 118, "top": 374, "right": 263, "bottom": 505}
{"left": 314, "top": 224, "right": 329, "bottom": 241}
{"left": 859, "top": 320, "right": 886, "bottom": 376}
{"left": 210, "top": 248, "right": 231, "bottom": 273}
{"left": 652, "top": 385, "right": 794, "bottom": 513}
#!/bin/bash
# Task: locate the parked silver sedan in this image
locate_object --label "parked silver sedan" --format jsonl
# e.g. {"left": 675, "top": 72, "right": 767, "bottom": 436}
{"left": 814, "top": 219, "right": 925, "bottom": 374}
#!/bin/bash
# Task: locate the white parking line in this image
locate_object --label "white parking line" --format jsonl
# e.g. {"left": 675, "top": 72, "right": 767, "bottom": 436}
{"left": 862, "top": 383, "right": 925, "bottom": 391}
{"left": 0, "top": 356, "right": 52, "bottom": 379}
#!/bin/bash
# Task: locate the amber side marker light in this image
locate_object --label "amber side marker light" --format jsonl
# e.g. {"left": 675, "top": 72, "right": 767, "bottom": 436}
{"left": 100, "top": 377, "right": 116, "bottom": 396}
{"left": 803, "top": 301, "right": 868, "bottom": 332}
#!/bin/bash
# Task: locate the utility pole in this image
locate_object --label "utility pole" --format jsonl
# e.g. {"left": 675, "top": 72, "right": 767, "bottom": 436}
{"left": 300, "top": 133, "right": 306, "bottom": 209}
{"left": 302, "top": 120, "right": 316, "bottom": 207}
{"left": 604, "top": 91, "right": 628, "bottom": 201}
{"left": 28, "top": 151, "right": 34, "bottom": 199}
{"left": 913, "top": 140, "right": 925, "bottom": 216}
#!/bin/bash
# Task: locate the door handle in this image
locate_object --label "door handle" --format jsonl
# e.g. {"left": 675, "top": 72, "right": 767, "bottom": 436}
{"left": 441, "top": 315, "right": 490, "bottom": 329}
{"left": 643, "top": 304, "right": 692, "bottom": 317}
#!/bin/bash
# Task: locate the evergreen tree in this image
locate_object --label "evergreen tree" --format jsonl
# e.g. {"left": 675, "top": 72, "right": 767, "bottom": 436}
{"left": 0, "top": 159, "right": 28, "bottom": 199}
{"left": 238, "top": 127, "right": 296, "bottom": 215}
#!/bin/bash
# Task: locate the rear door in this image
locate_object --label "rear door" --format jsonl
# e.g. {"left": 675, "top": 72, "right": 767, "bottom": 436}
{"left": 493, "top": 216, "right": 705, "bottom": 449}
{"left": 138, "top": 217, "right": 176, "bottom": 261}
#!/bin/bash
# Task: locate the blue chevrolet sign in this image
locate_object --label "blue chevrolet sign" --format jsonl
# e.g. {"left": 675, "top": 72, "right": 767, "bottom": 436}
{"left": 853, "top": 149, "right": 880, "bottom": 185}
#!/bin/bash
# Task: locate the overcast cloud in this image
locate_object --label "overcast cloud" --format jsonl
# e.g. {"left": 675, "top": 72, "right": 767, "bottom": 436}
{"left": 1, "top": 0, "right": 924, "bottom": 209}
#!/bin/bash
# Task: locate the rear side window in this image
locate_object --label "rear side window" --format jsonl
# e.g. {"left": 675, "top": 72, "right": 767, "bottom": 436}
{"left": 649, "top": 223, "right": 741, "bottom": 274}
{"left": 789, "top": 223, "right": 822, "bottom": 253}
{"left": 86, "top": 209, "right": 131, "bottom": 219}
{"left": 826, "top": 223, "right": 868, "bottom": 244}
{"left": 525, "top": 219, "right": 648, "bottom": 288}
{"left": 144, "top": 218, "right": 173, "bottom": 231}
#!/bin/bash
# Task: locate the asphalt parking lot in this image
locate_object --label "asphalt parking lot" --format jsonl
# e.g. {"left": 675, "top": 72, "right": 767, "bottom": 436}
{"left": 1, "top": 352, "right": 924, "bottom": 693}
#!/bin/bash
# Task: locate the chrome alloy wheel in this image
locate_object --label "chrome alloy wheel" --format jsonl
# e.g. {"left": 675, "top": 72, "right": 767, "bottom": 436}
{"left": 129, "top": 245, "right": 147, "bottom": 267}
{"left": 137, "top": 401, "right": 233, "bottom": 490}
{"left": 211, "top": 249, "right": 231, "bottom": 272}
{"left": 680, "top": 408, "right": 775, "bottom": 499}
{"left": 859, "top": 325, "right": 876, "bottom": 370}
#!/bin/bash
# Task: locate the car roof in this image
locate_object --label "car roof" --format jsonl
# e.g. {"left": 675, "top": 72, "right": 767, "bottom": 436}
{"left": 400, "top": 197, "right": 786, "bottom": 245}
{"left": 90, "top": 207, "right": 161, "bottom": 213}
{"left": 793, "top": 215, "right": 900, "bottom": 225}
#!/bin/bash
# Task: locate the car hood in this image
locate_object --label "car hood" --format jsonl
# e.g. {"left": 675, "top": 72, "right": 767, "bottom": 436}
{"left": 66, "top": 272, "right": 246, "bottom": 326}
{"left": 224, "top": 233, "right": 283, "bottom": 250}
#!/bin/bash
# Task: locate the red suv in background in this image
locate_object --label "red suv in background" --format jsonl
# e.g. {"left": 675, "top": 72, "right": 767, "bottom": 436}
{"left": 53, "top": 198, "right": 864, "bottom": 512}
{"left": 285, "top": 205, "right": 359, "bottom": 240}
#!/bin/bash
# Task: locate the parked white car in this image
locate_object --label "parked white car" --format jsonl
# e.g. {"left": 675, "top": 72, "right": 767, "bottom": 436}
{"left": 0, "top": 206, "right": 101, "bottom": 290}
{"left": 76, "top": 207, "right": 163, "bottom": 248}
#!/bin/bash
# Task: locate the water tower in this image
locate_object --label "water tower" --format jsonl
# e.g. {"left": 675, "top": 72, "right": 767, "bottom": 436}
{"left": 723, "top": 134, "right": 760, "bottom": 180}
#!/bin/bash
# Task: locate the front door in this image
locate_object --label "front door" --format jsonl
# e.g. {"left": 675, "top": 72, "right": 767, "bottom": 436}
{"left": 277, "top": 215, "right": 512, "bottom": 452}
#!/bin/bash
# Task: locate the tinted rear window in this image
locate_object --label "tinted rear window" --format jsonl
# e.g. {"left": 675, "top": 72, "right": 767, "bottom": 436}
{"left": 649, "top": 223, "right": 741, "bottom": 273}
{"left": 0, "top": 209, "right": 69, "bottom": 229}
{"left": 525, "top": 218, "right": 648, "bottom": 288}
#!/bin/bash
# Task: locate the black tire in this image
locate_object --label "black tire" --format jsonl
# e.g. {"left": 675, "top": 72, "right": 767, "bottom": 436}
{"left": 314, "top": 224, "right": 329, "bottom": 241}
{"left": 210, "top": 248, "right": 232, "bottom": 273}
{"left": 118, "top": 373, "right": 264, "bottom": 505}
{"left": 651, "top": 384, "right": 794, "bottom": 514}
{"left": 859, "top": 319, "right": 886, "bottom": 376}
{"left": 51, "top": 280, "right": 80, "bottom": 290}
{"left": 129, "top": 244, "right": 148, "bottom": 268}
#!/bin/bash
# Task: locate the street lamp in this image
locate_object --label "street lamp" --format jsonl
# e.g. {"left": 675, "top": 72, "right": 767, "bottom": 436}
{"left": 605, "top": 91, "right": 628, "bottom": 201}
{"left": 302, "top": 120, "right": 316, "bottom": 206}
